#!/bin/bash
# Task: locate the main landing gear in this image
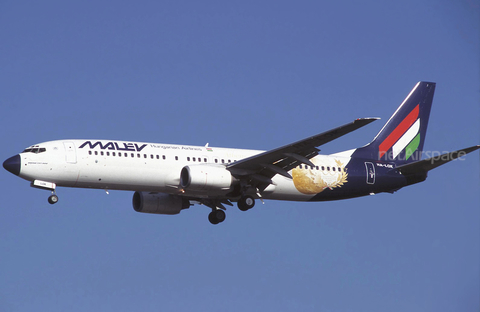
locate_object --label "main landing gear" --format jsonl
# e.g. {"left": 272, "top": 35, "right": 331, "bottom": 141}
{"left": 208, "top": 209, "right": 226, "bottom": 225}
{"left": 208, "top": 195, "right": 255, "bottom": 224}
{"left": 237, "top": 195, "right": 255, "bottom": 211}
{"left": 205, "top": 195, "right": 255, "bottom": 225}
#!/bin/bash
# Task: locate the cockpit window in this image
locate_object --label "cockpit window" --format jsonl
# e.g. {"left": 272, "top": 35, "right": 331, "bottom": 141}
{"left": 22, "top": 147, "right": 46, "bottom": 154}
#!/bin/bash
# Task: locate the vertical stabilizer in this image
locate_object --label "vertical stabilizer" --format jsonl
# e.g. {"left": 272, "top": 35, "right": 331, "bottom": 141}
{"left": 351, "top": 81, "right": 436, "bottom": 165}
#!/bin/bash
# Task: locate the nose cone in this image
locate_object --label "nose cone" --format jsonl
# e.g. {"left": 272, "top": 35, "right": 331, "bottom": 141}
{"left": 3, "top": 155, "right": 21, "bottom": 176}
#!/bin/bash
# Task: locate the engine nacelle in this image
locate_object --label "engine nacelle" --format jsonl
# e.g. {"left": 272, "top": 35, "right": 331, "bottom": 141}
{"left": 132, "top": 192, "right": 190, "bottom": 215}
{"left": 180, "top": 164, "right": 235, "bottom": 192}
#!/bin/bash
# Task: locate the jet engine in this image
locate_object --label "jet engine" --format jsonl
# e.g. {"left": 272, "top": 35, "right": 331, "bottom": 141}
{"left": 132, "top": 191, "right": 190, "bottom": 215}
{"left": 180, "top": 164, "right": 235, "bottom": 192}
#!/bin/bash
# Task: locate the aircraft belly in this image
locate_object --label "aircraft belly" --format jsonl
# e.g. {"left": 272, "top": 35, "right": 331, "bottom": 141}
{"left": 20, "top": 161, "right": 80, "bottom": 187}
{"left": 263, "top": 176, "right": 314, "bottom": 201}
{"left": 75, "top": 163, "right": 168, "bottom": 191}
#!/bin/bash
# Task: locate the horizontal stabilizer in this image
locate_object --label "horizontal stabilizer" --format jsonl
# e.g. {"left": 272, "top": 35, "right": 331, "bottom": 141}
{"left": 396, "top": 145, "right": 480, "bottom": 175}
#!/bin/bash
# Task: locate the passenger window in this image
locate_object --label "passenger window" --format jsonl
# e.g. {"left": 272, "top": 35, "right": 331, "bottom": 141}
{"left": 215, "top": 159, "right": 218, "bottom": 163}
{"left": 144, "top": 154, "right": 147, "bottom": 158}
{"left": 332, "top": 167, "right": 336, "bottom": 172}
{"left": 89, "top": 151, "right": 92, "bottom": 155}
{"left": 137, "top": 154, "right": 140, "bottom": 158}
{"left": 204, "top": 158, "right": 207, "bottom": 162}
{"left": 95, "top": 151, "right": 98, "bottom": 156}
{"left": 321, "top": 166, "right": 325, "bottom": 171}
{"left": 124, "top": 153, "right": 128, "bottom": 157}
{"left": 316, "top": 166, "right": 319, "bottom": 170}
{"left": 106, "top": 152, "right": 110, "bottom": 156}
{"left": 187, "top": 157, "right": 190, "bottom": 161}
{"left": 193, "top": 157, "right": 196, "bottom": 162}
{"left": 175, "top": 156, "right": 178, "bottom": 161}
{"left": 131, "top": 153, "right": 134, "bottom": 158}
{"left": 113, "top": 152, "right": 116, "bottom": 156}
{"left": 327, "top": 167, "right": 330, "bottom": 171}
{"left": 163, "top": 155, "right": 166, "bottom": 160}
{"left": 151, "top": 155, "right": 154, "bottom": 159}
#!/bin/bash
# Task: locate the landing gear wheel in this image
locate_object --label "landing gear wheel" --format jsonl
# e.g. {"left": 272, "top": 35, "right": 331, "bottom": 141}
{"left": 48, "top": 194, "right": 59, "bottom": 205}
{"left": 208, "top": 209, "right": 226, "bottom": 225}
{"left": 238, "top": 196, "right": 255, "bottom": 211}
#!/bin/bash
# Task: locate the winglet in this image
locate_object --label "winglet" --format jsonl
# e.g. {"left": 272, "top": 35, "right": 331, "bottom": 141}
{"left": 357, "top": 117, "right": 381, "bottom": 121}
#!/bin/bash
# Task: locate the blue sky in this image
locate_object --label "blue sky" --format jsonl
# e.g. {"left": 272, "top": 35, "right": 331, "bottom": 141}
{"left": 1, "top": 1, "right": 479, "bottom": 311}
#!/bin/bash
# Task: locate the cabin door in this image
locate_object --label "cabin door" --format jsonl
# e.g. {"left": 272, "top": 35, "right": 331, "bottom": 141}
{"left": 64, "top": 142, "right": 77, "bottom": 164}
{"left": 365, "top": 162, "right": 375, "bottom": 184}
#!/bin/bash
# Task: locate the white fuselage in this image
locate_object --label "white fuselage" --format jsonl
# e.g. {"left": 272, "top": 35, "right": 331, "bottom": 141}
{"left": 17, "top": 139, "right": 353, "bottom": 201}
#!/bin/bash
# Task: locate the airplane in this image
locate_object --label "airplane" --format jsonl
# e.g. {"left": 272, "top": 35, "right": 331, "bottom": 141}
{"left": 3, "top": 82, "right": 479, "bottom": 224}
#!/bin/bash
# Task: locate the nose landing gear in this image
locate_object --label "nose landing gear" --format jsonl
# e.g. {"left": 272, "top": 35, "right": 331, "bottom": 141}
{"left": 48, "top": 194, "right": 59, "bottom": 204}
{"left": 30, "top": 180, "right": 59, "bottom": 205}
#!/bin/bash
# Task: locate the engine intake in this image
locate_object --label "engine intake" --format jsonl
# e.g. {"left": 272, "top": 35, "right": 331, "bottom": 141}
{"left": 180, "top": 165, "right": 234, "bottom": 192}
{"left": 132, "top": 192, "right": 190, "bottom": 215}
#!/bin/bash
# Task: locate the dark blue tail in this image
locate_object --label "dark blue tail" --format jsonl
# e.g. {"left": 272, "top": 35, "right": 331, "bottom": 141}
{"left": 351, "top": 81, "right": 436, "bottom": 165}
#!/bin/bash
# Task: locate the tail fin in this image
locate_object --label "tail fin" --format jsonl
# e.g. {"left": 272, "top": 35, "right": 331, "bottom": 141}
{"left": 352, "top": 81, "right": 436, "bottom": 165}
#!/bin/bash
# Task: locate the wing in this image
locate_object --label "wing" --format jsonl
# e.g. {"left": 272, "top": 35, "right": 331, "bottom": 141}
{"left": 227, "top": 118, "right": 379, "bottom": 192}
